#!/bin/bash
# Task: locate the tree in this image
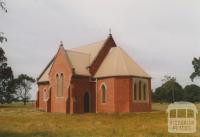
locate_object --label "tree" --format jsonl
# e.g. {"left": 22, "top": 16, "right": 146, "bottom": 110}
{"left": 190, "top": 57, "right": 200, "bottom": 81}
{"left": 0, "top": 32, "right": 7, "bottom": 43}
{"left": 0, "top": 0, "right": 14, "bottom": 103}
{"left": 0, "top": 0, "right": 7, "bottom": 43}
{"left": 184, "top": 84, "right": 200, "bottom": 102}
{"left": 153, "top": 76, "right": 184, "bottom": 103}
{"left": 0, "top": 0, "right": 7, "bottom": 12}
{"left": 0, "top": 47, "right": 14, "bottom": 103}
{"left": 162, "top": 79, "right": 183, "bottom": 102}
{"left": 153, "top": 87, "right": 167, "bottom": 102}
{"left": 161, "top": 75, "right": 176, "bottom": 83}
{"left": 15, "top": 74, "right": 35, "bottom": 105}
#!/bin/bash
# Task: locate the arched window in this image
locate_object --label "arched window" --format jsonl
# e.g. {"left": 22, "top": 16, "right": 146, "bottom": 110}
{"left": 143, "top": 84, "right": 146, "bottom": 100}
{"left": 60, "top": 73, "right": 64, "bottom": 96}
{"left": 56, "top": 74, "right": 60, "bottom": 96}
{"left": 101, "top": 84, "right": 106, "bottom": 103}
{"left": 132, "top": 79, "right": 148, "bottom": 102}
{"left": 56, "top": 73, "right": 64, "bottom": 97}
{"left": 134, "top": 83, "right": 137, "bottom": 100}
{"left": 43, "top": 89, "right": 49, "bottom": 101}
{"left": 139, "top": 81, "right": 142, "bottom": 100}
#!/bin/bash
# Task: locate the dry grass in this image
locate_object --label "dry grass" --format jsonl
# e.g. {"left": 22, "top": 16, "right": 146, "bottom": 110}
{"left": 0, "top": 102, "right": 199, "bottom": 137}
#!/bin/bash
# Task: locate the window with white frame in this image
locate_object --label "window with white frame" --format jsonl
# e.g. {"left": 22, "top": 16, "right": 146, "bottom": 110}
{"left": 132, "top": 78, "right": 148, "bottom": 102}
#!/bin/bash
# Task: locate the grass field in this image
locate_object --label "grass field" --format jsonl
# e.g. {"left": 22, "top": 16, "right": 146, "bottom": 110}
{"left": 0, "top": 103, "right": 200, "bottom": 137}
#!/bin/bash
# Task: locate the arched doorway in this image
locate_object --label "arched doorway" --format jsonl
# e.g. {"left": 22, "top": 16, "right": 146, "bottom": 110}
{"left": 84, "top": 92, "right": 90, "bottom": 113}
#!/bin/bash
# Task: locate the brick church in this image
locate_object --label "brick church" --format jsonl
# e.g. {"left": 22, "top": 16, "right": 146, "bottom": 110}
{"left": 36, "top": 35, "right": 152, "bottom": 113}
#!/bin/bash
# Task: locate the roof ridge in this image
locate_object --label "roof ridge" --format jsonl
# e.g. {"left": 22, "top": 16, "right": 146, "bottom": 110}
{"left": 65, "top": 49, "right": 91, "bottom": 56}
{"left": 66, "top": 49, "right": 92, "bottom": 67}
{"left": 37, "top": 56, "right": 55, "bottom": 81}
{"left": 71, "top": 40, "right": 105, "bottom": 50}
{"left": 94, "top": 46, "right": 150, "bottom": 78}
{"left": 117, "top": 47, "right": 130, "bottom": 74}
{"left": 123, "top": 49, "right": 149, "bottom": 76}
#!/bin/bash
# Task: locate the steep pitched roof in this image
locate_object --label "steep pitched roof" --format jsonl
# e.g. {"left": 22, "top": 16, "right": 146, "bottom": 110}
{"left": 37, "top": 50, "right": 92, "bottom": 83}
{"left": 71, "top": 40, "right": 105, "bottom": 64}
{"left": 37, "top": 36, "right": 150, "bottom": 83}
{"left": 65, "top": 50, "right": 90, "bottom": 76}
{"left": 37, "top": 40, "right": 105, "bottom": 83}
{"left": 37, "top": 58, "right": 54, "bottom": 83}
{"left": 94, "top": 47, "right": 150, "bottom": 78}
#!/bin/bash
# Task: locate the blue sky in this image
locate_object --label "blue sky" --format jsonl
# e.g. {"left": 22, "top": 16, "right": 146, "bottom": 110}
{"left": 1, "top": 0, "right": 200, "bottom": 99}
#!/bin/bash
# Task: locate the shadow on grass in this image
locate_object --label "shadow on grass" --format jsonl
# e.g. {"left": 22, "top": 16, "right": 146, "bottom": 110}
{"left": 0, "top": 131, "right": 51, "bottom": 137}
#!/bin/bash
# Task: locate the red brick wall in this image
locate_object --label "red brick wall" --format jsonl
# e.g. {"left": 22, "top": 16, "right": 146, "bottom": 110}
{"left": 130, "top": 78, "right": 152, "bottom": 112}
{"left": 71, "top": 76, "right": 96, "bottom": 113}
{"left": 36, "top": 91, "right": 39, "bottom": 108}
{"left": 114, "top": 77, "right": 131, "bottom": 113}
{"left": 47, "top": 89, "right": 51, "bottom": 112}
{"left": 49, "top": 46, "right": 72, "bottom": 113}
{"left": 90, "top": 36, "right": 116, "bottom": 75}
{"left": 97, "top": 76, "right": 152, "bottom": 113}
{"left": 96, "top": 78, "right": 115, "bottom": 113}
{"left": 131, "top": 103, "right": 151, "bottom": 112}
{"left": 37, "top": 83, "right": 49, "bottom": 111}
{"left": 90, "top": 82, "right": 96, "bottom": 112}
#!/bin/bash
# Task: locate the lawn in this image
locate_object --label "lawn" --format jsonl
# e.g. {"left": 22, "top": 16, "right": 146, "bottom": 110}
{"left": 0, "top": 103, "right": 199, "bottom": 137}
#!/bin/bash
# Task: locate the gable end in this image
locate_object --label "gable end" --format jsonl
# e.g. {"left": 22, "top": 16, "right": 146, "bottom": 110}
{"left": 89, "top": 35, "right": 117, "bottom": 75}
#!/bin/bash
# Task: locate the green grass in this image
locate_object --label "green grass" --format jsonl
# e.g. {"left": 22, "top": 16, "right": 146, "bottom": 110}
{"left": 0, "top": 103, "right": 200, "bottom": 137}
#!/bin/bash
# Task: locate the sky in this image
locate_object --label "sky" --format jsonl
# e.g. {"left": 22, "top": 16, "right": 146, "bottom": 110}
{"left": 1, "top": 0, "right": 200, "bottom": 99}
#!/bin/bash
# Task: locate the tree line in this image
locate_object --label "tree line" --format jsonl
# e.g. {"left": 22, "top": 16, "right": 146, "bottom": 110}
{"left": 153, "top": 76, "right": 200, "bottom": 103}
{"left": 153, "top": 56, "right": 200, "bottom": 103}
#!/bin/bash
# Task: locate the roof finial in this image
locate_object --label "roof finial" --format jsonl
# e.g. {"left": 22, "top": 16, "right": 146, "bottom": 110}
{"left": 60, "top": 40, "right": 63, "bottom": 46}
{"left": 109, "top": 28, "right": 112, "bottom": 36}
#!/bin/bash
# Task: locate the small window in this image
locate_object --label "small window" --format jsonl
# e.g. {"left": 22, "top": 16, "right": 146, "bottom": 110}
{"left": 139, "top": 81, "right": 142, "bottom": 100}
{"left": 143, "top": 84, "right": 146, "bottom": 100}
{"left": 132, "top": 79, "right": 149, "bottom": 102}
{"left": 134, "top": 83, "right": 137, "bottom": 100}
{"left": 56, "top": 73, "right": 64, "bottom": 97}
{"left": 60, "top": 73, "right": 64, "bottom": 96}
{"left": 56, "top": 74, "right": 60, "bottom": 97}
{"left": 101, "top": 84, "right": 106, "bottom": 103}
{"left": 43, "top": 89, "right": 49, "bottom": 101}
